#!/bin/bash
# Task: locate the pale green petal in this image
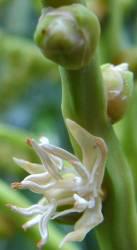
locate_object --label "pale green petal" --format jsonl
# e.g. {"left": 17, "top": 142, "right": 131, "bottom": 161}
{"left": 13, "top": 157, "right": 45, "bottom": 174}
{"left": 31, "top": 139, "right": 62, "bottom": 180}
{"left": 41, "top": 142, "right": 88, "bottom": 179}
{"left": 21, "top": 180, "right": 56, "bottom": 193}
{"left": 60, "top": 198, "right": 103, "bottom": 246}
{"left": 66, "top": 119, "right": 107, "bottom": 185}
{"left": 24, "top": 172, "right": 52, "bottom": 185}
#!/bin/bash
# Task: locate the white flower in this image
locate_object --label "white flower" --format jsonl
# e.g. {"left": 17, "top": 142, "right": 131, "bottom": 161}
{"left": 9, "top": 119, "right": 107, "bottom": 248}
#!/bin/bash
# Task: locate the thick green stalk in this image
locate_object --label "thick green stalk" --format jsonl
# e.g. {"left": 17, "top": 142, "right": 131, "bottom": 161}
{"left": 101, "top": 0, "right": 123, "bottom": 63}
{"left": 60, "top": 52, "right": 107, "bottom": 132}
{"left": 60, "top": 54, "right": 137, "bottom": 250}
{"left": 114, "top": 85, "right": 137, "bottom": 197}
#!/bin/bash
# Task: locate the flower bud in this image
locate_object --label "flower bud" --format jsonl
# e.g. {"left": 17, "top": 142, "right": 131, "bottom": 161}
{"left": 101, "top": 63, "right": 133, "bottom": 123}
{"left": 34, "top": 4, "right": 100, "bottom": 69}
{"left": 41, "top": 0, "right": 86, "bottom": 8}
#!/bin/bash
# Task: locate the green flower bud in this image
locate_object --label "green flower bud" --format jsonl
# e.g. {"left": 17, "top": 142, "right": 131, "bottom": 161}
{"left": 101, "top": 63, "right": 133, "bottom": 123}
{"left": 41, "top": 0, "right": 86, "bottom": 8}
{"left": 34, "top": 4, "right": 100, "bottom": 69}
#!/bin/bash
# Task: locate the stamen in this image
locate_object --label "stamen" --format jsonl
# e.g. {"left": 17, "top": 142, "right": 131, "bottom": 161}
{"left": 26, "top": 138, "right": 33, "bottom": 146}
{"left": 11, "top": 182, "right": 22, "bottom": 189}
{"left": 37, "top": 239, "right": 46, "bottom": 249}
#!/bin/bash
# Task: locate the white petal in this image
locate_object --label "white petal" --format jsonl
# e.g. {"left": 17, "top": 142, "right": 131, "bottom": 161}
{"left": 23, "top": 172, "right": 52, "bottom": 185}
{"left": 115, "top": 63, "right": 128, "bottom": 72}
{"left": 52, "top": 208, "right": 79, "bottom": 220}
{"left": 38, "top": 203, "right": 56, "bottom": 248}
{"left": 41, "top": 143, "right": 89, "bottom": 179}
{"left": 47, "top": 189, "right": 74, "bottom": 205}
{"left": 21, "top": 180, "right": 56, "bottom": 193}
{"left": 22, "top": 215, "right": 41, "bottom": 230}
{"left": 9, "top": 204, "right": 46, "bottom": 216}
{"left": 40, "top": 137, "right": 64, "bottom": 170}
{"left": 60, "top": 198, "right": 103, "bottom": 246}
{"left": 13, "top": 157, "right": 45, "bottom": 174}
{"left": 39, "top": 137, "right": 49, "bottom": 145}
{"left": 60, "top": 228, "right": 88, "bottom": 248}
{"left": 51, "top": 155, "right": 64, "bottom": 171}
{"left": 66, "top": 120, "right": 99, "bottom": 171}
{"left": 74, "top": 194, "right": 95, "bottom": 210}
{"left": 75, "top": 198, "right": 103, "bottom": 230}
{"left": 89, "top": 137, "right": 107, "bottom": 193}
{"left": 54, "top": 176, "right": 83, "bottom": 192}
{"left": 66, "top": 119, "right": 107, "bottom": 184}
{"left": 31, "top": 140, "right": 62, "bottom": 180}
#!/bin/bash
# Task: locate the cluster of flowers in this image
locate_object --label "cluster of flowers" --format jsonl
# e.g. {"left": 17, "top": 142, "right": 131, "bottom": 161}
{"left": 9, "top": 119, "right": 107, "bottom": 248}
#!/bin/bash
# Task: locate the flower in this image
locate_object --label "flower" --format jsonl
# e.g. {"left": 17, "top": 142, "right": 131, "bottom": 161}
{"left": 101, "top": 63, "right": 133, "bottom": 123}
{"left": 9, "top": 119, "right": 107, "bottom": 248}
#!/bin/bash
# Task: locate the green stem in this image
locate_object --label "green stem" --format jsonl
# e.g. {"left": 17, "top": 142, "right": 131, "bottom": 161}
{"left": 97, "top": 129, "right": 137, "bottom": 250}
{"left": 114, "top": 85, "right": 137, "bottom": 197}
{"left": 60, "top": 52, "right": 107, "bottom": 133}
{"left": 60, "top": 53, "right": 137, "bottom": 250}
{"left": 100, "top": 0, "right": 123, "bottom": 63}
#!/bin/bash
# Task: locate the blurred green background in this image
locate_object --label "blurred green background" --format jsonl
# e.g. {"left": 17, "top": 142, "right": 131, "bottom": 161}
{"left": 0, "top": 0, "right": 137, "bottom": 250}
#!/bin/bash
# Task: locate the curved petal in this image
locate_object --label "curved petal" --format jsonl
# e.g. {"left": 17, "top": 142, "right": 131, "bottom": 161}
{"left": 38, "top": 203, "right": 56, "bottom": 248}
{"left": 22, "top": 215, "right": 41, "bottom": 230}
{"left": 20, "top": 180, "right": 56, "bottom": 193}
{"left": 31, "top": 139, "right": 62, "bottom": 180}
{"left": 41, "top": 142, "right": 89, "bottom": 179}
{"left": 23, "top": 172, "right": 52, "bottom": 185}
{"left": 66, "top": 119, "right": 107, "bottom": 177}
{"left": 13, "top": 158, "right": 45, "bottom": 174}
{"left": 8, "top": 204, "right": 46, "bottom": 216}
{"left": 89, "top": 138, "right": 108, "bottom": 193}
{"left": 60, "top": 198, "right": 103, "bottom": 246}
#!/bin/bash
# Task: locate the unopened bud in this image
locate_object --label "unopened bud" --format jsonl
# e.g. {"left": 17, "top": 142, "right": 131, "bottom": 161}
{"left": 34, "top": 4, "right": 100, "bottom": 69}
{"left": 41, "top": 0, "right": 86, "bottom": 8}
{"left": 101, "top": 63, "right": 133, "bottom": 123}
